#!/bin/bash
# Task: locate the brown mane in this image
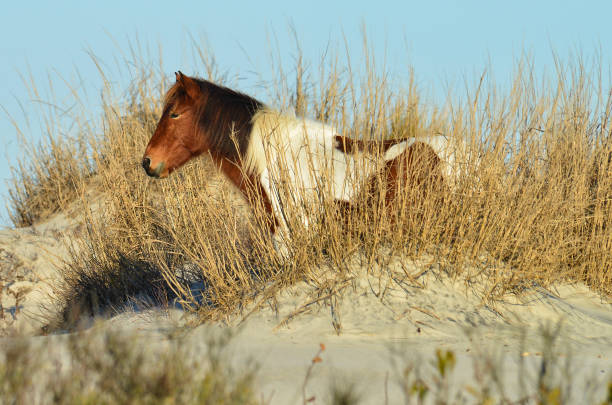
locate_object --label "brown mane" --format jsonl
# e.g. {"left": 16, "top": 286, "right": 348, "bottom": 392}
{"left": 166, "top": 77, "right": 264, "bottom": 163}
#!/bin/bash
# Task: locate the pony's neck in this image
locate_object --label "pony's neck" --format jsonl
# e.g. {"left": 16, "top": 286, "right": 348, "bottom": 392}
{"left": 213, "top": 156, "right": 249, "bottom": 190}
{"left": 214, "top": 155, "right": 278, "bottom": 233}
{"left": 208, "top": 144, "right": 249, "bottom": 179}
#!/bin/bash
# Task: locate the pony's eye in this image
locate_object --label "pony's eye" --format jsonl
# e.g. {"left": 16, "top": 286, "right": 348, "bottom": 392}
{"left": 170, "top": 112, "right": 180, "bottom": 119}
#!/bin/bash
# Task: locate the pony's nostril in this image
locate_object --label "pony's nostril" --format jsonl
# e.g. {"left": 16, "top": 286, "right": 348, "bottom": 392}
{"left": 142, "top": 157, "right": 151, "bottom": 171}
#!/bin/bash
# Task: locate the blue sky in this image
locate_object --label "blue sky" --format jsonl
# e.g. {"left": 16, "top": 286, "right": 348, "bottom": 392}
{"left": 1, "top": 0, "right": 610, "bottom": 225}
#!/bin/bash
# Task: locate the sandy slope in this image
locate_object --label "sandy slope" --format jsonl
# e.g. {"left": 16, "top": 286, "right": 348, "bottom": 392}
{"left": 1, "top": 212, "right": 612, "bottom": 403}
{"left": 224, "top": 258, "right": 612, "bottom": 403}
{"left": 0, "top": 210, "right": 82, "bottom": 335}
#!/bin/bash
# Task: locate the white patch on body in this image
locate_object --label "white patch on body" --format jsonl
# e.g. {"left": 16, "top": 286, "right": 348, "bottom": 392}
{"left": 417, "top": 135, "right": 461, "bottom": 181}
{"left": 244, "top": 109, "right": 458, "bottom": 244}
{"left": 383, "top": 140, "right": 412, "bottom": 161}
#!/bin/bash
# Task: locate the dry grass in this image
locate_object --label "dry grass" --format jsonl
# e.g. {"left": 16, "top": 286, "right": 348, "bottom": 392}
{"left": 6, "top": 37, "right": 612, "bottom": 328}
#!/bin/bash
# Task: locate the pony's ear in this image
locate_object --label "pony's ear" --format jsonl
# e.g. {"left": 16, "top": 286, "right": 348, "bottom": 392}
{"left": 175, "top": 71, "right": 200, "bottom": 100}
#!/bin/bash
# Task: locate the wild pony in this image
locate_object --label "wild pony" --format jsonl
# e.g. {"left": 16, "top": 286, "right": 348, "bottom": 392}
{"left": 143, "top": 72, "right": 453, "bottom": 250}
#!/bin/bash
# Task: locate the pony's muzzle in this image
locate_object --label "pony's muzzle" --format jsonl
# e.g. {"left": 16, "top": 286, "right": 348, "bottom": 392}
{"left": 142, "top": 157, "right": 165, "bottom": 178}
{"left": 142, "top": 157, "right": 151, "bottom": 171}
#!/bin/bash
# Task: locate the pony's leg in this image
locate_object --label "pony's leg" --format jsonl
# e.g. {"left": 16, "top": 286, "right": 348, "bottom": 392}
{"left": 272, "top": 232, "right": 291, "bottom": 259}
{"left": 260, "top": 169, "right": 293, "bottom": 257}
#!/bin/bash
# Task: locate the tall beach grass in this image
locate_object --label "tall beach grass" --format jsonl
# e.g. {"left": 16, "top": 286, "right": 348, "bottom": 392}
{"left": 5, "top": 36, "right": 611, "bottom": 327}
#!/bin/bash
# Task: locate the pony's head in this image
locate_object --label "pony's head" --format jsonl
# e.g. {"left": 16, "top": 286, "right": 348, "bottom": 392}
{"left": 142, "top": 72, "right": 207, "bottom": 178}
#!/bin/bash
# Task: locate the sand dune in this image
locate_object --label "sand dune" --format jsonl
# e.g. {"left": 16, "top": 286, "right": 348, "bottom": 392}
{"left": 1, "top": 212, "right": 611, "bottom": 403}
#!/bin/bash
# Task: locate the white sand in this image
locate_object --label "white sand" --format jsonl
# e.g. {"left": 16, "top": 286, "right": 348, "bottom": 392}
{"left": 1, "top": 212, "right": 612, "bottom": 403}
{"left": 221, "top": 258, "right": 612, "bottom": 403}
{"left": 0, "top": 209, "right": 81, "bottom": 335}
